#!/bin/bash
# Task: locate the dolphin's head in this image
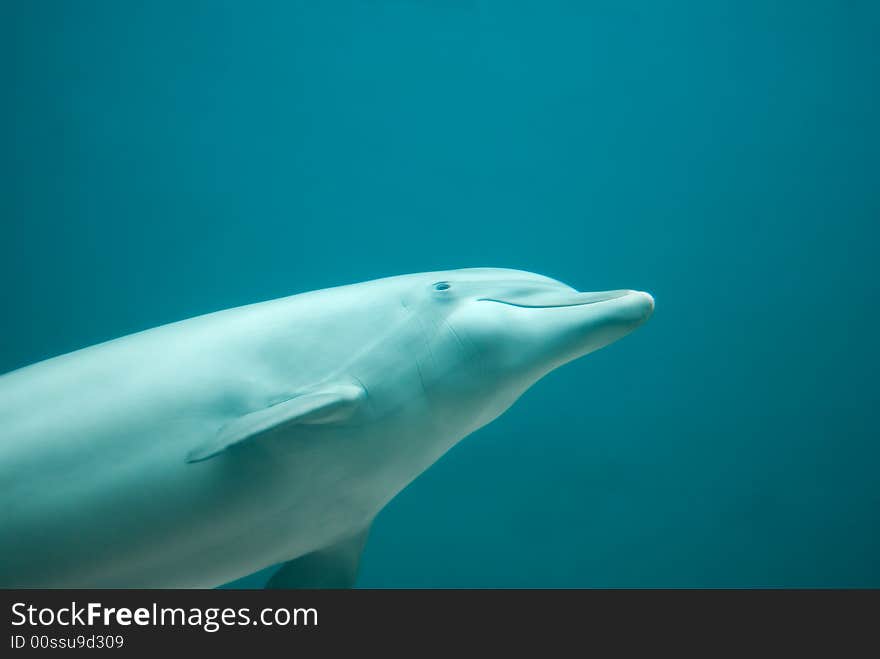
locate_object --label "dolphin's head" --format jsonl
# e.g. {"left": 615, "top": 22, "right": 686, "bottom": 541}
{"left": 407, "top": 267, "right": 653, "bottom": 374}
{"left": 396, "top": 267, "right": 654, "bottom": 429}
{"left": 440, "top": 267, "right": 652, "bottom": 372}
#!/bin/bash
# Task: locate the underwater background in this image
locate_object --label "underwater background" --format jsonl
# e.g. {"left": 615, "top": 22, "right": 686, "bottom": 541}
{"left": 2, "top": 1, "right": 877, "bottom": 587}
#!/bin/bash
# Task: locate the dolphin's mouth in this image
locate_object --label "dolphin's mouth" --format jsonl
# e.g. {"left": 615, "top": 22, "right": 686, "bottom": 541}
{"left": 478, "top": 289, "right": 633, "bottom": 309}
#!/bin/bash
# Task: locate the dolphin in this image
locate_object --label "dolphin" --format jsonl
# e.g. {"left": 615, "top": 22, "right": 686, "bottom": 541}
{"left": 0, "top": 268, "right": 653, "bottom": 588}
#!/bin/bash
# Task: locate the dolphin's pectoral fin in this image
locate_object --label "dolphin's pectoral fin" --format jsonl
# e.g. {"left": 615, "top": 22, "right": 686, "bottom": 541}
{"left": 266, "top": 526, "right": 371, "bottom": 589}
{"left": 185, "top": 382, "right": 366, "bottom": 463}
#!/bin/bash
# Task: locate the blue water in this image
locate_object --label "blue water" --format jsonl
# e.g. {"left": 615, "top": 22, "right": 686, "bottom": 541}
{"left": 3, "top": 2, "right": 877, "bottom": 587}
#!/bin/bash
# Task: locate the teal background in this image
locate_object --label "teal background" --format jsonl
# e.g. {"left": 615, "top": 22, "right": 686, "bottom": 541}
{"left": 2, "top": 1, "right": 877, "bottom": 587}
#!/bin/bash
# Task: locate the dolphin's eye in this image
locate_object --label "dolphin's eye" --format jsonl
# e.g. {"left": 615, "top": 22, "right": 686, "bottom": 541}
{"left": 433, "top": 282, "right": 451, "bottom": 291}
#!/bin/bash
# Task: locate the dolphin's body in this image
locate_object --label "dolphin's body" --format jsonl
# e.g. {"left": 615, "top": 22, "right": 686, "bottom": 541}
{"left": 0, "top": 268, "right": 653, "bottom": 588}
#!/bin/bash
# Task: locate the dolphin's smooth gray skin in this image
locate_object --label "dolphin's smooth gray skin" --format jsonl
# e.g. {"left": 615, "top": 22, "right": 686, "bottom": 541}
{"left": 0, "top": 268, "right": 653, "bottom": 588}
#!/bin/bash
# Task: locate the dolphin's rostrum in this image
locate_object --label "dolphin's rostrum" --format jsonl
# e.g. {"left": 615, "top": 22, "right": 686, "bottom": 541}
{"left": 0, "top": 268, "right": 654, "bottom": 587}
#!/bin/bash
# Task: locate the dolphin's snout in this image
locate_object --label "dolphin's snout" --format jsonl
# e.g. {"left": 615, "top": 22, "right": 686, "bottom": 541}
{"left": 608, "top": 290, "right": 655, "bottom": 327}
{"left": 479, "top": 288, "right": 654, "bottom": 321}
{"left": 628, "top": 290, "right": 655, "bottom": 320}
{"left": 479, "top": 288, "right": 632, "bottom": 309}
